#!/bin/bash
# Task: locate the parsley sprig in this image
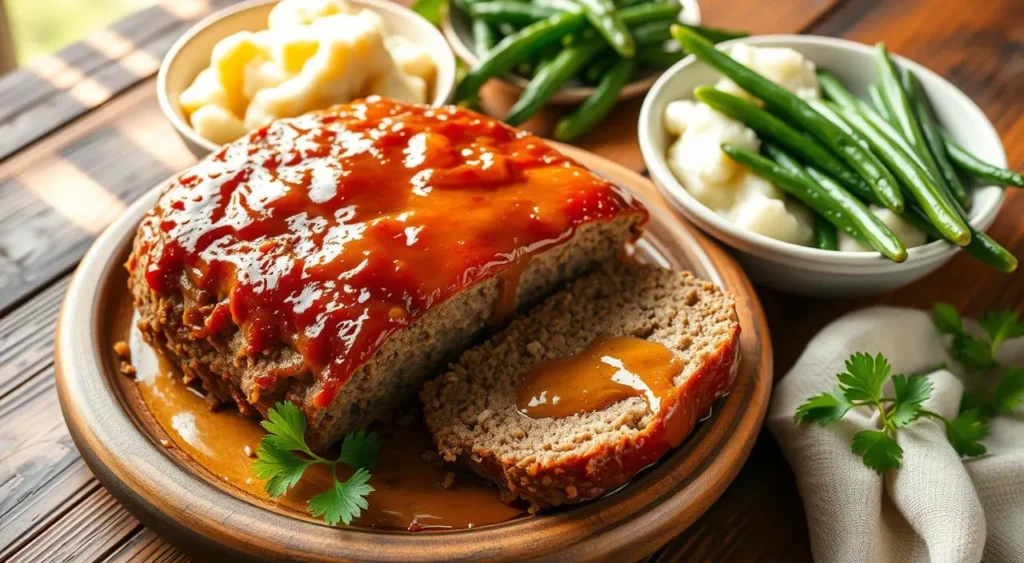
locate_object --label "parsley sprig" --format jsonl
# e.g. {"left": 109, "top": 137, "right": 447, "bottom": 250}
{"left": 252, "top": 402, "right": 379, "bottom": 525}
{"left": 794, "top": 305, "right": 1024, "bottom": 474}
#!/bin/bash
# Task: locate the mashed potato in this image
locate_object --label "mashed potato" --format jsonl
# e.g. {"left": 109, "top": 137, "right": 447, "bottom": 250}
{"left": 664, "top": 45, "right": 825, "bottom": 246}
{"left": 180, "top": 0, "right": 435, "bottom": 145}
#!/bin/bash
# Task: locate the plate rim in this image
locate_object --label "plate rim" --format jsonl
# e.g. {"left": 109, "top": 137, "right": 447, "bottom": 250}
{"left": 54, "top": 145, "right": 773, "bottom": 561}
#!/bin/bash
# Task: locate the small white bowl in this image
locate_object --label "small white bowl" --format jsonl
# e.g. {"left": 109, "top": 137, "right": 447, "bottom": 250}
{"left": 639, "top": 34, "right": 1007, "bottom": 298}
{"left": 158, "top": 0, "right": 457, "bottom": 157}
{"left": 441, "top": 0, "right": 701, "bottom": 105}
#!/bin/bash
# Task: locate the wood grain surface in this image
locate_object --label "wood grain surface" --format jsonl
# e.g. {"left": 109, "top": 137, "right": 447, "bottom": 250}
{"left": 0, "top": 0, "right": 1020, "bottom": 561}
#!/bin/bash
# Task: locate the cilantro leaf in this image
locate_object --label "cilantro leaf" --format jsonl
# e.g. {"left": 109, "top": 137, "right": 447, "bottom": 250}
{"left": 308, "top": 467, "right": 375, "bottom": 526}
{"left": 980, "top": 309, "right": 1024, "bottom": 349}
{"left": 838, "top": 352, "right": 891, "bottom": 403}
{"left": 931, "top": 303, "right": 964, "bottom": 336}
{"left": 252, "top": 442, "right": 313, "bottom": 497}
{"left": 943, "top": 409, "right": 990, "bottom": 457}
{"left": 794, "top": 389, "right": 854, "bottom": 425}
{"left": 260, "top": 401, "right": 311, "bottom": 454}
{"left": 889, "top": 374, "right": 933, "bottom": 428}
{"left": 851, "top": 429, "right": 903, "bottom": 474}
{"left": 994, "top": 366, "right": 1024, "bottom": 415}
{"left": 337, "top": 428, "right": 380, "bottom": 470}
{"left": 950, "top": 333, "right": 999, "bottom": 372}
{"left": 958, "top": 391, "right": 995, "bottom": 418}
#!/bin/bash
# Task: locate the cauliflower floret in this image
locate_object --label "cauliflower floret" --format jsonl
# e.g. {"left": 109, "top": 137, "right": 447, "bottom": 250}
{"left": 732, "top": 195, "right": 815, "bottom": 246}
{"left": 386, "top": 35, "right": 435, "bottom": 83}
{"left": 666, "top": 102, "right": 759, "bottom": 187}
{"left": 371, "top": 70, "right": 428, "bottom": 104}
{"left": 717, "top": 44, "right": 820, "bottom": 102}
{"left": 664, "top": 100, "right": 699, "bottom": 136}
{"left": 838, "top": 205, "right": 927, "bottom": 252}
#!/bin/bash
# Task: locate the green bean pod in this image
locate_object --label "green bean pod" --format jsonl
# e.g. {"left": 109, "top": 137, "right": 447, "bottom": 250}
{"left": 504, "top": 36, "right": 606, "bottom": 125}
{"left": 582, "top": 52, "right": 616, "bottom": 85}
{"left": 867, "top": 84, "right": 891, "bottom": 121}
{"left": 635, "top": 45, "right": 685, "bottom": 69}
{"left": 455, "top": 12, "right": 587, "bottom": 102}
{"left": 814, "top": 213, "right": 839, "bottom": 250}
{"left": 942, "top": 133, "right": 1024, "bottom": 187}
{"left": 672, "top": 26, "right": 905, "bottom": 212}
{"left": 902, "top": 70, "right": 971, "bottom": 208}
{"left": 693, "top": 86, "right": 874, "bottom": 199}
{"left": 817, "top": 70, "right": 859, "bottom": 109}
{"left": 469, "top": 3, "right": 561, "bottom": 26}
{"left": 630, "top": 19, "right": 673, "bottom": 47}
{"left": 814, "top": 102, "right": 970, "bottom": 245}
{"left": 471, "top": 19, "right": 497, "bottom": 56}
{"left": 571, "top": 0, "right": 636, "bottom": 57}
{"left": 676, "top": 23, "right": 749, "bottom": 44}
{"left": 728, "top": 144, "right": 906, "bottom": 261}
{"left": 555, "top": 57, "right": 635, "bottom": 141}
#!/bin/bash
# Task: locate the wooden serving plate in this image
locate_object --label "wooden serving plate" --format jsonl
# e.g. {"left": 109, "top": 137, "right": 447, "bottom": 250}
{"left": 54, "top": 146, "right": 773, "bottom": 562}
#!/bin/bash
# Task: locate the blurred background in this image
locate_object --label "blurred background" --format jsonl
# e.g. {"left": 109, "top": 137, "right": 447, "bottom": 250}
{"left": 0, "top": 0, "right": 156, "bottom": 72}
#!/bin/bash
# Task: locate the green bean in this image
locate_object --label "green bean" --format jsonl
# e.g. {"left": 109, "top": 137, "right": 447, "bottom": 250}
{"left": 555, "top": 57, "right": 635, "bottom": 141}
{"left": 471, "top": 19, "right": 497, "bottom": 56}
{"left": 630, "top": 20, "right": 673, "bottom": 47}
{"left": 817, "top": 70, "right": 860, "bottom": 109}
{"left": 942, "top": 133, "right": 1024, "bottom": 187}
{"left": 874, "top": 44, "right": 956, "bottom": 200}
{"left": 676, "top": 23, "right": 748, "bottom": 44}
{"left": 902, "top": 70, "right": 971, "bottom": 208}
{"left": 814, "top": 213, "right": 839, "bottom": 250}
{"left": 820, "top": 103, "right": 970, "bottom": 246}
{"left": 455, "top": 12, "right": 587, "bottom": 102}
{"left": 672, "top": 26, "right": 905, "bottom": 212}
{"left": 570, "top": 0, "right": 636, "bottom": 57}
{"left": 504, "top": 36, "right": 606, "bottom": 125}
{"left": 962, "top": 230, "right": 1018, "bottom": 272}
{"left": 582, "top": 53, "right": 616, "bottom": 85}
{"left": 693, "top": 86, "right": 874, "bottom": 199}
{"left": 729, "top": 144, "right": 907, "bottom": 261}
{"left": 867, "top": 84, "right": 891, "bottom": 121}
{"left": 470, "top": 3, "right": 561, "bottom": 27}
{"left": 636, "top": 45, "right": 685, "bottom": 69}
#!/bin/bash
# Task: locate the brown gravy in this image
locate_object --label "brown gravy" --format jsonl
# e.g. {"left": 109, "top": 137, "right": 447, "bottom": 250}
{"left": 516, "top": 337, "right": 683, "bottom": 420}
{"left": 129, "top": 324, "right": 526, "bottom": 531}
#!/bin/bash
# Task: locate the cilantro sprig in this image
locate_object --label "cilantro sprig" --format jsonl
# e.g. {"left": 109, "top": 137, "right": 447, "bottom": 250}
{"left": 252, "top": 402, "right": 379, "bottom": 525}
{"left": 794, "top": 304, "right": 1024, "bottom": 474}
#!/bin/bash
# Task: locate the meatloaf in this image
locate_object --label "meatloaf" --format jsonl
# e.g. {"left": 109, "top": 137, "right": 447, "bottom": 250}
{"left": 420, "top": 261, "right": 740, "bottom": 510}
{"left": 128, "top": 97, "right": 647, "bottom": 450}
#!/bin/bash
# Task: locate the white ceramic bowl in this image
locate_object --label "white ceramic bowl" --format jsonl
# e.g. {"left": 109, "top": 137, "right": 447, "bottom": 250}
{"left": 441, "top": 0, "right": 701, "bottom": 104}
{"left": 158, "top": 0, "right": 457, "bottom": 158}
{"left": 639, "top": 34, "right": 1007, "bottom": 298}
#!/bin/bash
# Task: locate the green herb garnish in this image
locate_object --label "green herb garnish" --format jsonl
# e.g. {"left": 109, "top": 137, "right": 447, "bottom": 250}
{"left": 794, "top": 304, "right": 1024, "bottom": 474}
{"left": 252, "top": 402, "right": 379, "bottom": 525}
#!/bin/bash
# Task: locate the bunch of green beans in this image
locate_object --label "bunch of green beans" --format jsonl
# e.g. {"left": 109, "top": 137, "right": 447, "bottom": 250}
{"left": 672, "top": 26, "right": 1017, "bottom": 272}
{"left": 452, "top": 0, "right": 748, "bottom": 140}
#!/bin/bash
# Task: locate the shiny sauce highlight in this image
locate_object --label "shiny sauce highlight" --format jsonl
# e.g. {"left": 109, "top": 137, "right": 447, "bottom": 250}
{"left": 130, "top": 98, "right": 645, "bottom": 406}
{"left": 516, "top": 337, "right": 683, "bottom": 420}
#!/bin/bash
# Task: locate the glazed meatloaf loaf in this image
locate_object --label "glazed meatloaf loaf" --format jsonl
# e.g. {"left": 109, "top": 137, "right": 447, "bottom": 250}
{"left": 128, "top": 97, "right": 647, "bottom": 450}
{"left": 420, "top": 261, "right": 740, "bottom": 510}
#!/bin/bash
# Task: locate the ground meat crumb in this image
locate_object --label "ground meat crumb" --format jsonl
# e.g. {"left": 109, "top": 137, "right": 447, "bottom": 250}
{"left": 119, "top": 361, "right": 136, "bottom": 377}
{"left": 113, "top": 341, "right": 130, "bottom": 359}
{"left": 441, "top": 471, "right": 455, "bottom": 489}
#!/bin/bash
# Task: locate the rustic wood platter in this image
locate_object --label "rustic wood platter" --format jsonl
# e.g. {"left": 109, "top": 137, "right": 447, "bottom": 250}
{"left": 54, "top": 145, "right": 773, "bottom": 562}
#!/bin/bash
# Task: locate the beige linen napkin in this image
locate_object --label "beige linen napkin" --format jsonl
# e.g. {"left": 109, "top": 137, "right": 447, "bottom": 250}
{"left": 768, "top": 306, "right": 1024, "bottom": 563}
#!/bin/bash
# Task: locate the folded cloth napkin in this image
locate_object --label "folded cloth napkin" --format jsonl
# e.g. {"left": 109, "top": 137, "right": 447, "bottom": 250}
{"left": 768, "top": 306, "right": 1024, "bottom": 563}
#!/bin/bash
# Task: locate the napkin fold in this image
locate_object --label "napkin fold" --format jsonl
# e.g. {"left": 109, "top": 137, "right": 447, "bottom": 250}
{"left": 768, "top": 307, "right": 1024, "bottom": 563}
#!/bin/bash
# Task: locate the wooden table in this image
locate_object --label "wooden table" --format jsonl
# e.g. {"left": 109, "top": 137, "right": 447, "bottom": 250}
{"left": 0, "top": 0, "right": 1020, "bottom": 560}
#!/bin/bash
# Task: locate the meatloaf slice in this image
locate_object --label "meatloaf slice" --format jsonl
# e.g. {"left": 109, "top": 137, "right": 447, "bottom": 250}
{"left": 420, "top": 261, "right": 741, "bottom": 511}
{"left": 131, "top": 215, "right": 642, "bottom": 450}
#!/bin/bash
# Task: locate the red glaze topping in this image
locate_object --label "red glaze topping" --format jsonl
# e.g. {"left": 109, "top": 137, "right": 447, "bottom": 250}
{"left": 131, "top": 98, "right": 647, "bottom": 407}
